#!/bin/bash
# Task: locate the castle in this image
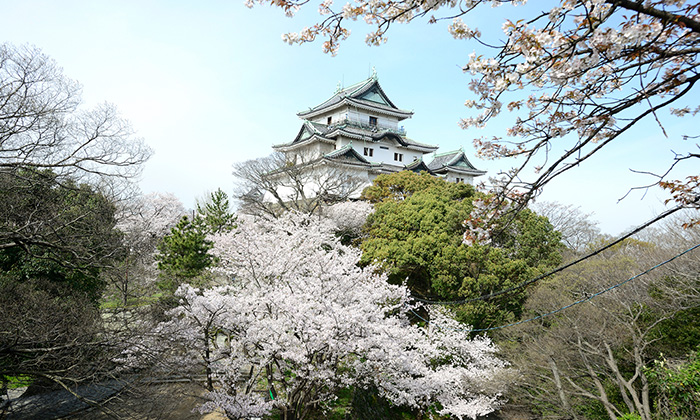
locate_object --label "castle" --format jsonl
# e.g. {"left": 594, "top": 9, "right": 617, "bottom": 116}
{"left": 265, "top": 73, "right": 485, "bottom": 203}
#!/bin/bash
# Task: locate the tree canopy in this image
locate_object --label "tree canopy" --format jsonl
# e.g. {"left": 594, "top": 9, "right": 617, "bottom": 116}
{"left": 359, "top": 171, "right": 562, "bottom": 329}
{"left": 502, "top": 228, "right": 700, "bottom": 420}
{"left": 0, "top": 43, "right": 149, "bottom": 400}
{"left": 155, "top": 188, "right": 236, "bottom": 292}
{"left": 141, "top": 212, "right": 508, "bottom": 420}
{"left": 0, "top": 171, "right": 124, "bottom": 397}
{"left": 0, "top": 170, "right": 123, "bottom": 302}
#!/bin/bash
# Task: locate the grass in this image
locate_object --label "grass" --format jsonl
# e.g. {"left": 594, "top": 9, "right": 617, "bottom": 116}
{"left": 100, "top": 292, "right": 163, "bottom": 310}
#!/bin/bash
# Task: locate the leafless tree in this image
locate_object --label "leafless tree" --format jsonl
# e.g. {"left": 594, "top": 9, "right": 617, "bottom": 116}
{"left": 0, "top": 43, "right": 151, "bottom": 254}
{"left": 500, "top": 222, "right": 700, "bottom": 420}
{"left": 531, "top": 201, "right": 604, "bottom": 253}
{"left": 0, "top": 43, "right": 151, "bottom": 187}
{"left": 233, "top": 151, "right": 367, "bottom": 217}
{"left": 0, "top": 43, "right": 152, "bottom": 417}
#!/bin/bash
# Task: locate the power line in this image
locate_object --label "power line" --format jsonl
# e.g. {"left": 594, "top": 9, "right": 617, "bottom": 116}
{"left": 413, "top": 202, "right": 691, "bottom": 305}
{"left": 412, "top": 242, "right": 700, "bottom": 333}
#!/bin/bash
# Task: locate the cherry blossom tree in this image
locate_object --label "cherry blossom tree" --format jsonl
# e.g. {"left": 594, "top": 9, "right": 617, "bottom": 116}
{"left": 247, "top": 0, "right": 700, "bottom": 223}
{"left": 104, "top": 193, "right": 186, "bottom": 305}
{"left": 118, "top": 193, "right": 187, "bottom": 242}
{"left": 321, "top": 200, "right": 374, "bottom": 243}
{"left": 151, "top": 213, "right": 507, "bottom": 420}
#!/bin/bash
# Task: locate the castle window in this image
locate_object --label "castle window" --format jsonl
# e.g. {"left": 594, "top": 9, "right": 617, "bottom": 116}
{"left": 327, "top": 116, "right": 332, "bottom": 125}
{"left": 364, "top": 147, "right": 374, "bottom": 157}
{"left": 394, "top": 152, "right": 403, "bottom": 162}
{"left": 369, "top": 116, "right": 378, "bottom": 127}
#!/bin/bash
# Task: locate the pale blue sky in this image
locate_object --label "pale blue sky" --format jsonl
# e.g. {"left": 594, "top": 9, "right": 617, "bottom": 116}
{"left": 2, "top": 0, "right": 696, "bottom": 235}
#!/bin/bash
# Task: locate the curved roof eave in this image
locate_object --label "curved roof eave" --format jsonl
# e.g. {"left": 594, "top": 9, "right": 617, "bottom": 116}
{"left": 321, "top": 158, "right": 373, "bottom": 169}
{"left": 272, "top": 135, "right": 336, "bottom": 152}
{"left": 297, "top": 97, "right": 413, "bottom": 120}
{"left": 434, "top": 167, "right": 487, "bottom": 176}
{"left": 372, "top": 132, "right": 438, "bottom": 151}
{"left": 323, "top": 144, "right": 371, "bottom": 163}
{"left": 325, "top": 128, "right": 371, "bottom": 142}
{"left": 345, "top": 98, "right": 413, "bottom": 119}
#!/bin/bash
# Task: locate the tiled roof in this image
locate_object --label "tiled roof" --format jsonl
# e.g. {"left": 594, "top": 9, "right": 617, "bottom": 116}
{"left": 272, "top": 121, "right": 332, "bottom": 149}
{"left": 275, "top": 121, "right": 439, "bottom": 153}
{"left": 372, "top": 132, "right": 438, "bottom": 152}
{"left": 404, "top": 158, "right": 434, "bottom": 174}
{"left": 324, "top": 144, "right": 371, "bottom": 165}
{"left": 297, "top": 77, "right": 413, "bottom": 120}
{"left": 427, "top": 150, "right": 485, "bottom": 175}
{"left": 368, "top": 162, "right": 406, "bottom": 175}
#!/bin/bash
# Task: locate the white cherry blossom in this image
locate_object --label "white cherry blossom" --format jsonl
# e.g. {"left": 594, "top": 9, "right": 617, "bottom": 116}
{"left": 148, "top": 212, "right": 506, "bottom": 419}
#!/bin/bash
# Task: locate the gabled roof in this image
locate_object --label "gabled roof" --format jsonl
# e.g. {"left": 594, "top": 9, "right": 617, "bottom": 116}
{"left": 404, "top": 158, "right": 434, "bottom": 174}
{"left": 297, "top": 77, "right": 413, "bottom": 121}
{"left": 323, "top": 144, "right": 371, "bottom": 166}
{"left": 273, "top": 121, "right": 335, "bottom": 151}
{"left": 427, "top": 149, "right": 486, "bottom": 176}
{"left": 293, "top": 122, "right": 321, "bottom": 143}
{"left": 372, "top": 132, "right": 439, "bottom": 152}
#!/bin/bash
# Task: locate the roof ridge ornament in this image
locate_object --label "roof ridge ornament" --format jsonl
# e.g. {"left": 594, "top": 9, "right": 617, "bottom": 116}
{"left": 371, "top": 66, "right": 378, "bottom": 80}
{"left": 335, "top": 81, "right": 342, "bottom": 94}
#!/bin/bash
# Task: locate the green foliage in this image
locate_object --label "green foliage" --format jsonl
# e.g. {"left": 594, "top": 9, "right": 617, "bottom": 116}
{"left": 155, "top": 189, "right": 236, "bottom": 292}
{"left": 650, "top": 303, "right": 700, "bottom": 358}
{"left": 648, "top": 350, "right": 700, "bottom": 419}
{"left": 0, "top": 170, "right": 123, "bottom": 303}
{"left": 360, "top": 171, "right": 562, "bottom": 330}
{"left": 362, "top": 170, "right": 469, "bottom": 204}
{"left": 155, "top": 215, "right": 214, "bottom": 291}
{"left": 4, "top": 375, "right": 32, "bottom": 389}
{"left": 196, "top": 188, "right": 237, "bottom": 235}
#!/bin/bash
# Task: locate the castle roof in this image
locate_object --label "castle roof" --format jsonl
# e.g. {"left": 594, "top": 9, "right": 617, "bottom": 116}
{"left": 404, "top": 158, "right": 434, "bottom": 174}
{"left": 427, "top": 149, "right": 486, "bottom": 177}
{"left": 297, "top": 77, "right": 413, "bottom": 121}
{"left": 323, "top": 144, "right": 371, "bottom": 166}
{"left": 371, "top": 131, "right": 438, "bottom": 152}
{"left": 273, "top": 121, "right": 438, "bottom": 153}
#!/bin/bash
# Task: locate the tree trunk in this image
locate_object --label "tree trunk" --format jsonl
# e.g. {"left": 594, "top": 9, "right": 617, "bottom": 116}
{"left": 603, "top": 342, "right": 637, "bottom": 414}
{"left": 204, "top": 336, "right": 213, "bottom": 391}
{"left": 548, "top": 356, "right": 574, "bottom": 415}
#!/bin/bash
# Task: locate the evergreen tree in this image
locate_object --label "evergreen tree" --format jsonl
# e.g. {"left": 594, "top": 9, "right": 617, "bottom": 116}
{"left": 360, "top": 171, "right": 562, "bottom": 330}
{"left": 155, "top": 216, "right": 213, "bottom": 292}
{"left": 195, "top": 188, "right": 237, "bottom": 235}
{"left": 155, "top": 189, "right": 236, "bottom": 292}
